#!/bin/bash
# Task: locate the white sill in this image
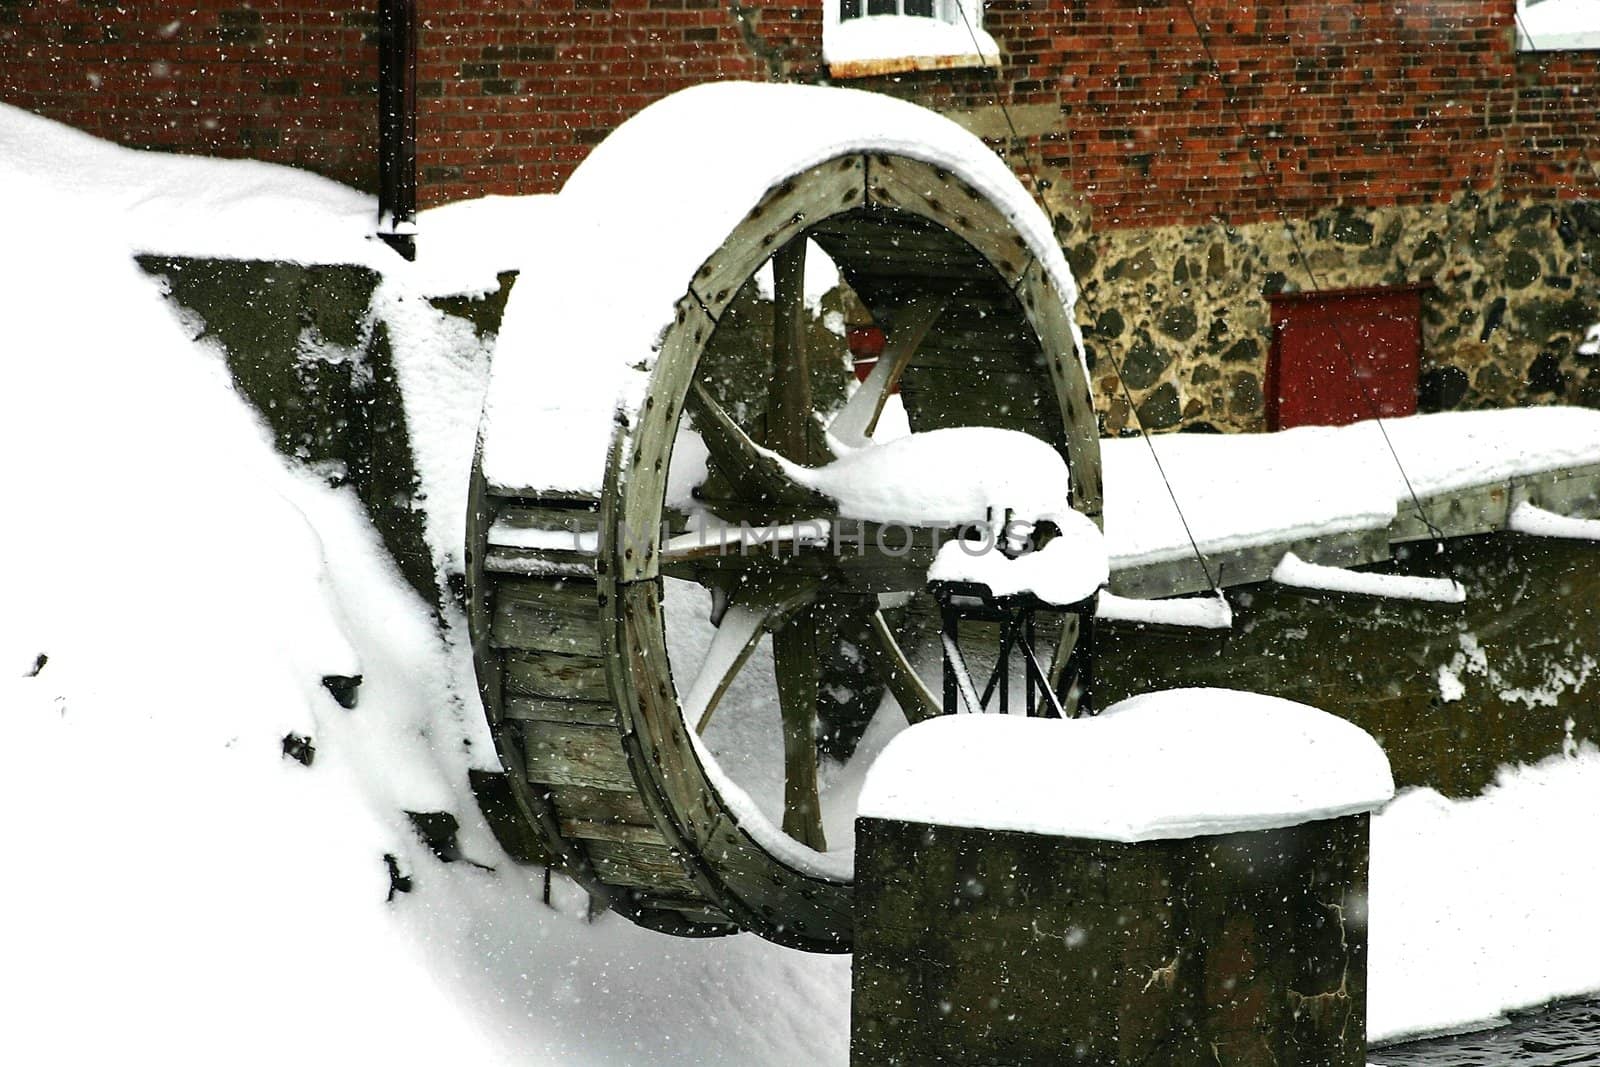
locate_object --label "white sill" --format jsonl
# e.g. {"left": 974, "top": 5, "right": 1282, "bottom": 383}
{"left": 825, "top": 15, "right": 1001, "bottom": 79}
{"left": 1516, "top": 0, "right": 1600, "bottom": 50}
{"left": 1517, "top": 28, "right": 1600, "bottom": 50}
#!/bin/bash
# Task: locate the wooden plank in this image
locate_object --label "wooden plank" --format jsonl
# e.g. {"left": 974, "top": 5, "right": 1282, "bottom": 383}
{"left": 1511, "top": 462, "right": 1600, "bottom": 519}
{"left": 613, "top": 295, "right": 713, "bottom": 583}
{"left": 484, "top": 485, "right": 602, "bottom": 507}
{"left": 488, "top": 504, "right": 599, "bottom": 556}
{"left": 502, "top": 694, "right": 614, "bottom": 727}
{"left": 496, "top": 576, "right": 601, "bottom": 617}
{"left": 1015, "top": 257, "right": 1103, "bottom": 520}
{"left": 644, "top": 900, "right": 740, "bottom": 928}
{"left": 584, "top": 839, "right": 700, "bottom": 895}
{"left": 1110, "top": 528, "right": 1390, "bottom": 600}
{"left": 866, "top": 154, "right": 1031, "bottom": 285}
{"left": 519, "top": 719, "right": 636, "bottom": 792}
{"left": 484, "top": 546, "right": 596, "bottom": 578}
{"left": 491, "top": 594, "right": 604, "bottom": 657}
{"left": 493, "top": 503, "right": 600, "bottom": 535}
{"left": 1390, "top": 483, "right": 1509, "bottom": 544}
{"left": 504, "top": 649, "right": 611, "bottom": 703}
{"left": 560, "top": 818, "right": 669, "bottom": 846}
{"left": 545, "top": 783, "right": 654, "bottom": 827}
{"left": 467, "top": 768, "right": 554, "bottom": 865}
{"left": 691, "top": 153, "right": 866, "bottom": 318}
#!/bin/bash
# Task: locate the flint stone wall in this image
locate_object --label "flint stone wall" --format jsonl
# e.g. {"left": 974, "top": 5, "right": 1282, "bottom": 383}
{"left": 1069, "top": 192, "right": 1600, "bottom": 435}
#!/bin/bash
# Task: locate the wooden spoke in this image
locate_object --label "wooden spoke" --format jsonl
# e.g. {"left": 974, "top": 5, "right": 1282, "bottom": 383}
{"left": 686, "top": 382, "right": 829, "bottom": 508}
{"left": 864, "top": 610, "right": 941, "bottom": 724}
{"left": 685, "top": 583, "right": 816, "bottom": 736}
{"left": 827, "top": 294, "right": 948, "bottom": 446}
{"left": 766, "top": 240, "right": 817, "bottom": 464}
{"left": 773, "top": 603, "right": 827, "bottom": 850}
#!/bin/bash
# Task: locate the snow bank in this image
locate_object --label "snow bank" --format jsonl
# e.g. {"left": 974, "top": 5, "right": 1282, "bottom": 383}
{"left": 1368, "top": 747, "right": 1600, "bottom": 1044}
{"left": 1103, "top": 407, "right": 1600, "bottom": 568}
{"left": 480, "top": 81, "right": 1082, "bottom": 496}
{"left": 0, "top": 103, "right": 849, "bottom": 1067}
{"left": 0, "top": 101, "right": 542, "bottom": 295}
{"left": 859, "top": 689, "right": 1395, "bottom": 841}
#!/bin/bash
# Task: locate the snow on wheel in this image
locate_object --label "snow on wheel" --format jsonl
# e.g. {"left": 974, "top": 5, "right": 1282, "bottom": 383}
{"left": 466, "top": 83, "right": 1103, "bottom": 951}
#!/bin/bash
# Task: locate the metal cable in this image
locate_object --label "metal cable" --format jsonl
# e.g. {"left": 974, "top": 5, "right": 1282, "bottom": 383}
{"left": 953, "top": 0, "right": 1223, "bottom": 594}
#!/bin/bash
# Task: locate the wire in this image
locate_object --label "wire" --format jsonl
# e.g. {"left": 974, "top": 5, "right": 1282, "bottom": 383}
{"left": 1175, "top": 0, "right": 1446, "bottom": 547}
{"left": 952, "top": 1, "right": 1224, "bottom": 594}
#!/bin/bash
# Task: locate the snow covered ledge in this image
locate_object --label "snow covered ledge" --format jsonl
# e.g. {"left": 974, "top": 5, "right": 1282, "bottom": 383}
{"left": 852, "top": 690, "right": 1393, "bottom": 1064}
{"left": 859, "top": 688, "right": 1394, "bottom": 841}
{"left": 824, "top": 6, "right": 1001, "bottom": 79}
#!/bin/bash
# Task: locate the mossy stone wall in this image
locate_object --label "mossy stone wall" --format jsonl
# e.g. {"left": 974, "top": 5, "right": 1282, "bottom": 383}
{"left": 1096, "top": 534, "right": 1599, "bottom": 798}
{"left": 853, "top": 814, "right": 1369, "bottom": 1065}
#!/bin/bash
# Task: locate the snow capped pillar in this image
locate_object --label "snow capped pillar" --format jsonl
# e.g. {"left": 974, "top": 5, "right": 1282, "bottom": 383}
{"left": 850, "top": 688, "right": 1394, "bottom": 1064}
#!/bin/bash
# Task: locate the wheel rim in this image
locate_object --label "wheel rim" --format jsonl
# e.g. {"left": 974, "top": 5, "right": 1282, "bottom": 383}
{"left": 597, "top": 153, "right": 1103, "bottom": 950}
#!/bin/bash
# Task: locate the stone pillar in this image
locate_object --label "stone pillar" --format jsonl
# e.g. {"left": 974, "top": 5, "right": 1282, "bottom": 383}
{"left": 853, "top": 814, "right": 1368, "bottom": 1065}
{"left": 850, "top": 691, "right": 1390, "bottom": 1066}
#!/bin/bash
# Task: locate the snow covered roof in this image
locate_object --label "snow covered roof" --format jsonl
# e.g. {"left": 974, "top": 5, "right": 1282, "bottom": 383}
{"left": 858, "top": 688, "right": 1395, "bottom": 842}
{"left": 479, "top": 81, "right": 1081, "bottom": 497}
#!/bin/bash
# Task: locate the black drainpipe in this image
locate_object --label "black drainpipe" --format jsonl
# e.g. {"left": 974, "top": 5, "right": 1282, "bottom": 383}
{"left": 377, "top": 0, "right": 417, "bottom": 260}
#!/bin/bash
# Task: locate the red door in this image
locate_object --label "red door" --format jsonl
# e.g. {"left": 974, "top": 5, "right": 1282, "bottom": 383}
{"left": 1267, "top": 284, "right": 1427, "bottom": 430}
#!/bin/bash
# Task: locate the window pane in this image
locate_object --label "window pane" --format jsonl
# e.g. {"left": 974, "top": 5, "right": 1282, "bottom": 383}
{"left": 866, "top": 0, "right": 898, "bottom": 16}
{"left": 905, "top": 0, "right": 935, "bottom": 16}
{"left": 840, "top": 0, "right": 863, "bottom": 19}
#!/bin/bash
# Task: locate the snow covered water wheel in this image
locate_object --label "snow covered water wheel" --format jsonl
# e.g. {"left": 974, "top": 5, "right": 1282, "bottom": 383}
{"left": 466, "top": 83, "right": 1102, "bottom": 951}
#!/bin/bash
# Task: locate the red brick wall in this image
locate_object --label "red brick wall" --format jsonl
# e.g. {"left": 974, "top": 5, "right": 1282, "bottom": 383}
{"left": 415, "top": 0, "right": 772, "bottom": 204}
{"left": 0, "top": 1, "right": 378, "bottom": 191}
{"left": 3, "top": 2, "right": 1596, "bottom": 224}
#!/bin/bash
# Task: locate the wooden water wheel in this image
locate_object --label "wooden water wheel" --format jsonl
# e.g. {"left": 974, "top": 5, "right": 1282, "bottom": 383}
{"left": 467, "top": 84, "right": 1103, "bottom": 951}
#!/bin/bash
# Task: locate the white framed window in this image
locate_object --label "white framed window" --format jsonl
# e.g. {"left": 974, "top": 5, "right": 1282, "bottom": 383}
{"left": 825, "top": 0, "right": 1001, "bottom": 79}
{"left": 1516, "top": 0, "right": 1600, "bottom": 51}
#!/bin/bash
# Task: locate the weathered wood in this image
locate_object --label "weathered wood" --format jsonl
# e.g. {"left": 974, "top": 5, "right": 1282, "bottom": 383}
{"left": 1115, "top": 466, "right": 1600, "bottom": 600}
{"left": 829, "top": 293, "right": 947, "bottom": 444}
{"left": 484, "top": 546, "right": 597, "bottom": 578}
{"left": 491, "top": 594, "right": 605, "bottom": 657}
{"left": 1015, "top": 257, "right": 1103, "bottom": 520}
{"left": 612, "top": 295, "right": 712, "bottom": 583}
{"left": 1390, "top": 483, "right": 1509, "bottom": 543}
{"left": 767, "top": 237, "right": 815, "bottom": 464}
{"left": 497, "top": 575, "right": 600, "bottom": 613}
{"left": 867, "top": 154, "right": 1031, "bottom": 285}
{"left": 467, "top": 146, "right": 1104, "bottom": 952}
{"left": 467, "top": 768, "right": 554, "bottom": 865}
{"left": 503, "top": 694, "right": 614, "bottom": 727}
{"left": 1111, "top": 527, "right": 1392, "bottom": 600}
{"left": 585, "top": 839, "right": 700, "bottom": 895}
{"left": 691, "top": 154, "right": 866, "bottom": 317}
{"left": 492, "top": 502, "right": 600, "bottom": 536}
{"left": 545, "top": 783, "right": 655, "bottom": 827}
{"left": 560, "top": 818, "right": 670, "bottom": 846}
{"left": 503, "top": 649, "right": 611, "bottom": 703}
{"left": 865, "top": 610, "right": 942, "bottom": 724}
{"left": 519, "top": 719, "right": 636, "bottom": 792}
{"left": 1511, "top": 462, "right": 1600, "bottom": 519}
{"left": 774, "top": 605, "right": 827, "bottom": 850}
